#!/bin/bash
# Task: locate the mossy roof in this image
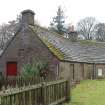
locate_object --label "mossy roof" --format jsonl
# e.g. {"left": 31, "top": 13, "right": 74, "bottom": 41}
{"left": 2, "top": 23, "right": 105, "bottom": 64}
{"left": 29, "top": 25, "right": 65, "bottom": 60}
{"left": 30, "top": 25, "right": 105, "bottom": 64}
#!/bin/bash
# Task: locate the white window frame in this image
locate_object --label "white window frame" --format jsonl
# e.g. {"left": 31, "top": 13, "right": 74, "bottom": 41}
{"left": 98, "top": 68, "right": 103, "bottom": 76}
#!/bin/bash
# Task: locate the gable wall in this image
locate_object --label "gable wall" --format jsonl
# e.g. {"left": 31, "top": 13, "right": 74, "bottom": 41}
{"left": 0, "top": 27, "right": 60, "bottom": 78}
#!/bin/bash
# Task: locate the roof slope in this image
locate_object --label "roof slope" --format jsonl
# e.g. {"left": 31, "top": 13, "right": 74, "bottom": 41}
{"left": 1, "top": 24, "right": 105, "bottom": 64}
{"left": 30, "top": 25, "right": 105, "bottom": 64}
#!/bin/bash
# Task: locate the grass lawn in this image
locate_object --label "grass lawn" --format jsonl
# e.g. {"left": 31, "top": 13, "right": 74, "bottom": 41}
{"left": 66, "top": 79, "right": 105, "bottom": 105}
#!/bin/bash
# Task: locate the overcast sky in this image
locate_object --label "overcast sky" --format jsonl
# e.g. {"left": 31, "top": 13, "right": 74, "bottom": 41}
{"left": 0, "top": 0, "right": 105, "bottom": 27}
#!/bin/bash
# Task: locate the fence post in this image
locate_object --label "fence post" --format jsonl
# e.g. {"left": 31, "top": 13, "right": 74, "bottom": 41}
{"left": 41, "top": 82, "right": 47, "bottom": 105}
{"left": 66, "top": 78, "right": 71, "bottom": 102}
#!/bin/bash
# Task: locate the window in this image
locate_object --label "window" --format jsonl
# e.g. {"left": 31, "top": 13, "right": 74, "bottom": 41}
{"left": 98, "top": 68, "right": 102, "bottom": 76}
{"left": 7, "top": 62, "right": 17, "bottom": 76}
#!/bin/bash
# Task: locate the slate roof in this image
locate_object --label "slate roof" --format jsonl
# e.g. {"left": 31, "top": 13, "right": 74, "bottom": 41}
{"left": 1, "top": 24, "right": 105, "bottom": 64}
{"left": 30, "top": 25, "right": 105, "bottom": 64}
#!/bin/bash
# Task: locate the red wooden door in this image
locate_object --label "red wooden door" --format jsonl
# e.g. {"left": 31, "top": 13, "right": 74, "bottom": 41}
{"left": 7, "top": 62, "right": 17, "bottom": 76}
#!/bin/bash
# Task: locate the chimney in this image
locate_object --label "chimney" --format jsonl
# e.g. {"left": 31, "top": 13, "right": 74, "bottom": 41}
{"left": 21, "top": 9, "right": 35, "bottom": 25}
{"left": 68, "top": 31, "right": 78, "bottom": 41}
{"left": 68, "top": 25, "right": 74, "bottom": 32}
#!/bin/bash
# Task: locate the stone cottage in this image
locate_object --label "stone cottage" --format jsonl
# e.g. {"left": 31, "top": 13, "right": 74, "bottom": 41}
{"left": 0, "top": 10, "right": 60, "bottom": 79}
{"left": 0, "top": 9, "right": 105, "bottom": 82}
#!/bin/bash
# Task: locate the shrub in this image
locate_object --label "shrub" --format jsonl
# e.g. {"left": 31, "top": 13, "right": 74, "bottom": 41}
{"left": 21, "top": 61, "right": 49, "bottom": 78}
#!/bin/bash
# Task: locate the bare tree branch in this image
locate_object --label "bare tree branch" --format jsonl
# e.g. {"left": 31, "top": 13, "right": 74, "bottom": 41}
{"left": 95, "top": 23, "right": 105, "bottom": 41}
{"left": 77, "top": 17, "right": 97, "bottom": 40}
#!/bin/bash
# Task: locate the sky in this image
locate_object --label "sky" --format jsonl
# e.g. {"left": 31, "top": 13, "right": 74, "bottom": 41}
{"left": 0, "top": 0, "right": 105, "bottom": 27}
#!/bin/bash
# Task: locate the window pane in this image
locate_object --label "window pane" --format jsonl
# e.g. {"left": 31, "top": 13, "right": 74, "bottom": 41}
{"left": 98, "top": 68, "right": 102, "bottom": 76}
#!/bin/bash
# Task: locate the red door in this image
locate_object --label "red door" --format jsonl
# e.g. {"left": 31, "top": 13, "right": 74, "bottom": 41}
{"left": 7, "top": 62, "right": 17, "bottom": 76}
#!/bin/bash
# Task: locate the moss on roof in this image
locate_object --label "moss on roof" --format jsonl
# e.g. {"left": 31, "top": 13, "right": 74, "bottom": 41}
{"left": 79, "top": 40, "right": 105, "bottom": 47}
{"left": 29, "top": 25, "right": 65, "bottom": 60}
{"left": 42, "top": 39, "right": 65, "bottom": 60}
{"left": 29, "top": 25, "right": 63, "bottom": 37}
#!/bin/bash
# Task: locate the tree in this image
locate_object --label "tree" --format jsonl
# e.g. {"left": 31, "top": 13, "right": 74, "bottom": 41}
{"left": 0, "top": 15, "right": 21, "bottom": 50}
{"left": 77, "top": 17, "right": 97, "bottom": 40}
{"left": 94, "top": 23, "right": 105, "bottom": 41}
{"left": 50, "top": 6, "right": 65, "bottom": 35}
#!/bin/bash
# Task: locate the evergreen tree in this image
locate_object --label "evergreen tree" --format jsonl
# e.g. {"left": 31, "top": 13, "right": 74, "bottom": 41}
{"left": 50, "top": 6, "right": 65, "bottom": 35}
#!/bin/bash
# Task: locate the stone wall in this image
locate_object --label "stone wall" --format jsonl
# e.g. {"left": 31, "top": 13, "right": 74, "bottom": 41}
{"left": 59, "top": 62, "right": 84, "bottom": 81}
{"left": 59, "top": 62, "right": 70, "bottom": 79}
{"left": 83, "top": 63, "right": 93, "bottom": 79}
{"left": 59, "top": 61, "right": 94, "bottom": 82}
{"left": 0, "top": 26, "right": 60, "bottom": 78}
